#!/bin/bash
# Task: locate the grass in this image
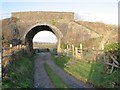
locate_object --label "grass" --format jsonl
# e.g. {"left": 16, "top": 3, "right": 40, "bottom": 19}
{"left": 44, "top": 63, "right": 68, "bottom": 88}
{"left": 52, "top": 54, "right": 70, "bottom": 69}
{"left": 53, "top": 54, "right": 119, "bottom": 88}
{"left": 2, "top": 55, "right": 34, "bottom": 88}
{"left": 65, "top": 61, "right": 92, "bottom": 82}
{"left": 88, "top": 61, "right": 119, "bottom": 88}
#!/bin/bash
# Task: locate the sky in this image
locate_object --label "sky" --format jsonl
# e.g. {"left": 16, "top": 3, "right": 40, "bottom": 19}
{"left": 33, "top": 31, "right": 57, "bottom": 43}
{"left": 0, "top": 0, "right": 118, "bottom": 43}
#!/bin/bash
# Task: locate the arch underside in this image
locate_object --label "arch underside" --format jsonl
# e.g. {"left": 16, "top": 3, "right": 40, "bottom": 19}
{"left": 25, "top": 25, "right": 55, "bottom": 41}
{"left": 25, "top": 25, "right": 62, "bottom": 55}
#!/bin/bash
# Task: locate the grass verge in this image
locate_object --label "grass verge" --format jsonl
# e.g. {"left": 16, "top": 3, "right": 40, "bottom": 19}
{"left": 52, "top": 55, "right": 70, "bottom": 69}
{"left": 2, "top": 55, "right": 34, "bottom": 88}
{"left": 53, "top": 55, "right": 119, "bottom": 88}
{"left": 44, "top": 63, "right": 68, "bottom": 88}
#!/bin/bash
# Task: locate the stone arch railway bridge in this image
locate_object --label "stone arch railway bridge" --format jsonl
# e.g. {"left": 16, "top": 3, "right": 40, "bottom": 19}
{"left": 6, "top": 11, "right": 99, "bottom": 55}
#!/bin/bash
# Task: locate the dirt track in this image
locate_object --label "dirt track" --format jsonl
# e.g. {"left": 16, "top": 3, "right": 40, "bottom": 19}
{"left": 34, "top": 52, "right": 93, "bottom": 88}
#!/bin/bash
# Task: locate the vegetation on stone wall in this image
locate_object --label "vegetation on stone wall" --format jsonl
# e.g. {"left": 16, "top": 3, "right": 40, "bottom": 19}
{"left": 51, "top": 20, "right": 56, "bottom": 26}
{"left": 60, "top": 42, "right": 67, "bottom": 49}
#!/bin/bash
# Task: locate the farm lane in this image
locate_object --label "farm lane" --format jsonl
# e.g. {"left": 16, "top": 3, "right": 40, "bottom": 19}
{"left": 34, "top": 52, "right": 93, "bottom": 88}
{"left": 34, "top": 53, "right": 54, "bottom": 88}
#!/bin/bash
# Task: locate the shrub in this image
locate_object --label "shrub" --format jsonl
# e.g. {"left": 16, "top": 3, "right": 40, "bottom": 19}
{"left": 104, "top": 43, "right": 120, "bottom": 53}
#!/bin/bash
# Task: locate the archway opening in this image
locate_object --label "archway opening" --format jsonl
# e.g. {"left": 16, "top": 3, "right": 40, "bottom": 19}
{"left": 33, "top": 31, "right": 57, "bottom": 52}
{"left": 25, "top": 25, "right": 61, "bottom": 55}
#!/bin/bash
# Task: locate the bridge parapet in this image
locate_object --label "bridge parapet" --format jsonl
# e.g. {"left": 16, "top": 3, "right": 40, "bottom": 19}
{"left": 12, "top": 11, "right": 74, "bottom": 21}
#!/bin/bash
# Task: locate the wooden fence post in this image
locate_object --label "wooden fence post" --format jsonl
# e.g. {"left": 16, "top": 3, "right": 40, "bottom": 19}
{"left": 75, "top": 47, "right": 78, "bottom": 58}
{"left": 72, "top": 44, "right": 75, "bottom": 57}
{"left": 101, "top": 43, "right": 104, "bottom": 50}
{"left": 80, "top": 43, "right": 82, "bottom": 53}
{"left": 66, "top": 44, "right": 69, "bottom": 56}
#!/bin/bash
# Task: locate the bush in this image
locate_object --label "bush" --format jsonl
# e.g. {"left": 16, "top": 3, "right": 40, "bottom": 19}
{"left": 104, "top": 42, "right": 120, "bottom": 64}
{"left": 104, "top": 43, "right": 120, "bottom": 53}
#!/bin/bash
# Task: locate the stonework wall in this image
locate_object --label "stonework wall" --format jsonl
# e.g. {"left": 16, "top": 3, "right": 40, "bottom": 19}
{"left": 8, "top": 11, "right": 100, "bottom": 45}
{"left": 11, "top": 11, "right": 75, "bottom": 42}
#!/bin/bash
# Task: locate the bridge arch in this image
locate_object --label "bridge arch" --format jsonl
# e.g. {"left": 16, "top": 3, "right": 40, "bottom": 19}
{"left": 24, "top": 24, "right": 63, "bottom": 55}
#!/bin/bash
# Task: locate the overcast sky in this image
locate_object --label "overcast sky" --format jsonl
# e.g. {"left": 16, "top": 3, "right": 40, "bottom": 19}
{"left": 0, "top": 0, "right": 118, "bottom": 43}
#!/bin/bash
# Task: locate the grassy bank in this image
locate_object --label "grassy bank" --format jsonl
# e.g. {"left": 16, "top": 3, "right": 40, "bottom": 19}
{"left": 52, "top": 55, "right": 70, "bottom": 69}
{"left": 44, "top": 63, "right": 68, "bottom": 88}
{"left": 53, "top": 54, "right": 119, "bottom": 88}
{"left": 2, "top": 55, "right": 34, "bottom": 88}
